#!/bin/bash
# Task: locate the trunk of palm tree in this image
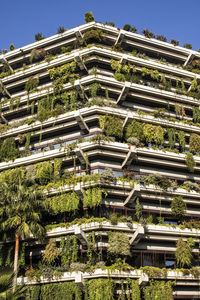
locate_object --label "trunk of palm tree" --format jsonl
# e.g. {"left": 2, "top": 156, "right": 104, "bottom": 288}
{"left": 13, "top": 232, "right": 19, "bottom": 293}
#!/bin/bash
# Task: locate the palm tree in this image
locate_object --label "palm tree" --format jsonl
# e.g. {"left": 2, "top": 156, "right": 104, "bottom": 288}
{"left": 0, "top": 271, "right": 26, "bottom": 299}
{"left": 0, "top": 182, "right": 46, "bottom": 292}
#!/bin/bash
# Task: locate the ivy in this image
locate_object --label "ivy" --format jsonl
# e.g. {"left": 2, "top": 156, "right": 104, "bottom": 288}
{"left": 108, "top": 232, "right": 130, "bottom": 256}
{"left": 60, "top": 235, "right": 78, "bottom": 265}
{"left": 99, "top": 114, "right": 123, "bottom": 138}
{"left": 47, "top": 192, "right": 80, "bottom": 214}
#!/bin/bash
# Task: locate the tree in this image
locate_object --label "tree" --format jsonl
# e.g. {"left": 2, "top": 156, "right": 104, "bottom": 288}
{"left": 0, "top": 182, "right": 46, "bottom": 292}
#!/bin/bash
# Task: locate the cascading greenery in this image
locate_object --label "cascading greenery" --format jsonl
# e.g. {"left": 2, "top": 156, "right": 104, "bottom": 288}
{"left": 143, "top": 124, "right": 164, "bottom": 145}
{"left": 143, "top": 280, "right": 173, "bottom": 300}
{"left": 175, "top": 238, "right": 194, "bottom": 267}
{"left": 60, "top": 235, "right": 78, "bottom": 265}
{"left": 47, "top": 192, "right": 80, "bottom": 214}
{"left": 83, "top": 187, "right": 103, "bottom": 208}
{"left": 48, "top": 60, "right": 78, "bottom": 94}
{"left": 171, "top": 196, "right": 186, "bottom": 219}
{"left": 85, "top": 279, "right": 115, "bottom": 300}
{"left": 35, "top": 160, "right": 53, "bottom": 185}
{"left": 0, "top": 242, "right": 26, "bottom": 267}
{"left": 99, "top": 114, "right": 123, "bottom": 138}
{"left": 185, "top": 153, "right": 196, "bottom": 172}
{"left": 0, "top": 137, "right": 20, "bottom": 162}
{"left": 27, "top": 282, "right": 82, "bottom": 300}
{"left": 189, "top": 133, "right": 200, "bottom": 153}
{"left": 108, "top": 232, "right": 130, "bottom": 256}
{"left": 167, "top": 128, "right": 176, "bottom": 148}
{"left": 125, "top": 120, "right": 144, "bottom": 142}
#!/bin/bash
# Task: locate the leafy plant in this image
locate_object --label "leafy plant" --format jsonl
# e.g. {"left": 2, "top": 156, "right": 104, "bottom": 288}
{"left": 135, "top": 198, "right": 142, "bottom": 221}
{"left": 83, "top": 188, "right": 103, "bottom": 208}
{"left": 9, "top": 44, "right": 15, "bottom": 51}
{"left": 25, "top": 76, "right": 39, "bottom": 93}
{"left": 156, "top": 35, "right": 167, "bottom": 42}
{"left": 126, "top": 120, "right": 144, "bottom": 141}
{"left": 143, "top": 124, "right": 164, "bottom": 145}
{"left": 82, "top": 29, "right": 103, "bottom": 44}
{"left": 47, "top": 192, "right": 80, "bottom": 214}
{"left": 60, "top": 235, "right": 78, "bottom": 265}
{"left": 86, "top": 279, "right": 114, "bottom": 300}
{"left": 35, "top": 161, "right": 53, "bottom": 185}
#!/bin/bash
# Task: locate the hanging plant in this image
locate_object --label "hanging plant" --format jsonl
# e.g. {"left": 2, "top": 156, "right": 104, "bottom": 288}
{"left": 189, "top": 133, "right": 200, "bottom": 153}
{"left": 108, "top": 232, "right": 130, "bottom": 256}
{"left": 83, "top": 188, "right": 103, "bottom": 208}
{"left": 177, "top": 130, "right": 185, "bottom": 151}
{"left": 54, "top": 158, "right": 62, "bottom": 179}
{"left": 35, "top": 161, "right": 53, "bottom": 185}
{"left": 192, "top": 106, "right": 200, "bottom": 123}
{"left": 185, "top": 153, "right": 196, "bottom": 172}
{"left": 85, "top": 279, "right": 114, "bottom": 300}
{"left": 167, "top": 128, "right": 176, "bottom": 149}
{"left": 126, "top": 120, "right": 144, "bottom": 142}
{"left": 43, "top": 239, "right": 60, "bottom": 265}
{"left": 143, "top": 280, "right": 173, "bottom": 300}
{"left": 60, "top": 235, "right": 78, "bottom": 265}
{"left": 40, "top": 282, "right": 82, "bottom": 300}
{"left": 143, "top": 124, "right": 164, "bottom": 145}
{"left": 99, "top": 114, "right": 123, "bottom": 138}
{"left": 48, "top": 192, "right": 80, "bottom": 214}
{"left": 171, "top": 196, "right": 186, "bottom": 219}
{"left": 175, "top": 238, "right": 194, "bottom": 268}
{"left": 0, "top": 137, "right": 20, "bottom": 162}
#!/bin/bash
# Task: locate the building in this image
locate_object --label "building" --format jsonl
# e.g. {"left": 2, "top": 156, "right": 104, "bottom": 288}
{"left": 0, "top": 17, "right": 200, "bottom": 299}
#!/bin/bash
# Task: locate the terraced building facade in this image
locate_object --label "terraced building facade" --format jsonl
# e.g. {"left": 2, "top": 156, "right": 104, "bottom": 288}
{"left": 1, "top": 18, "right": 200, "bottom": 299}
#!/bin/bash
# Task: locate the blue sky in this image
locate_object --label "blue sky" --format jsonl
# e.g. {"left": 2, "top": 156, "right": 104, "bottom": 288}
{"left": 1, "top": 0, "right": 200, "bottom": 51}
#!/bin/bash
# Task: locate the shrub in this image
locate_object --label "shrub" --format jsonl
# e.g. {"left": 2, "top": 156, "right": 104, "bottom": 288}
{"left": 84, "top": 12, "right": 94, "bottom": 23}
{"left": 156, "top": 35, "right": 167, "bottom": 42}
{"left": 30, "top": 48, "right": 46, "bottom": 63}
{"left": 123, "top": 24, "right": 131, "bottom": 31}
{"left": 131, "top": 26, "right": 137, "bottom": 33}
{"left": 171, "top": 39, "right": 179, "bottom": 46}
{"left": 126, "top": 120, "right": 144, "bottom": 141}
{"left": 100, "top": 168, "right": 117, "bottom": 184}
{"left": 9, "top": 44, "right": 15, "bottom": 51}
{"left": 57, "top": 26, "right": 65, "bottom": 34}
{"left": 171, "top": 196, "right": 186, "bottom": 219}
{"left": 183, "top": 43, "right": 192, "bottom": 49}
{"left": 142, "top": 29, "right": 154, "bottom": 38}
{"left": 82, "top": 29, "right": 103, "bottom": 44}
{"left": 114, "top": 72, "right": 126, "bottom": 82}
{"left": 35, "top": 33, "right": 45, "bottom": 41}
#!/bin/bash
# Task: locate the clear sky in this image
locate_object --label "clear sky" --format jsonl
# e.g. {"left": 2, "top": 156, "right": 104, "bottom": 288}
{"left": 1, "top": 0, "right": 200, "bottom": 51}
